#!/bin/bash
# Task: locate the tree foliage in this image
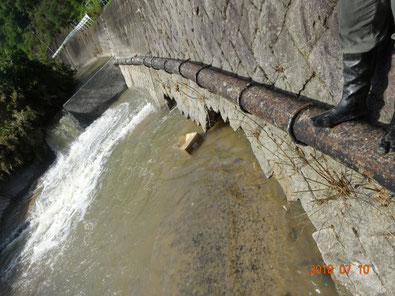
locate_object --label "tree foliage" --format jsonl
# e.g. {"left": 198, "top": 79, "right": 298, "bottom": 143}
{"left": 0, "top": 51, "right": 76, "bottom": 181}
{"left": 0, "top": 0, "right": 87, "bottom": 59}
{"left": 0, "top": 1, "right": 109, "bottom": 181}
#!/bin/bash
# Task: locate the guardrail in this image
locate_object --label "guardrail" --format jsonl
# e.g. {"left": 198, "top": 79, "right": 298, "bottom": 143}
{"left": 52, "top": 14, "right": 93, "bottom": 59}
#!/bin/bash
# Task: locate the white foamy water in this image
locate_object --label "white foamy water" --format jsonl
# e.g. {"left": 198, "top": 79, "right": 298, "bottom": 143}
{"left": 2, "top": 102, "right": 155, "bottom": 279}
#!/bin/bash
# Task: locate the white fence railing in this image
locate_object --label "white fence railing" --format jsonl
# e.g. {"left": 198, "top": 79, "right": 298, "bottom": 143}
{"left": 52, "top": 13, "right": 93, "bottom": 59}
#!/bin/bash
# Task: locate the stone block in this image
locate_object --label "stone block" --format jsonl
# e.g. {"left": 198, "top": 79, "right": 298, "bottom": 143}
{"left": 252, "top": 33, "right": 278, "bottom": 84}
{"left": 212, "top": 7, "right": 225, "bottom": 43}
{"left": 251, "top": 66, "right": 269, "bottom": 85}
{"left": 286, "top": 0, "right": 332, "bottom": 55}
{"left": 180, "top": 0, "right": 193, "bottom": 20}
{"left": 249, "top": 136, "right": 274, "bottom": 178}
{"left": 233, "top": 32, "right": 258, "bottom": 78}
{"left": 239, "top": 4, "right": 254, "bottom": 46}
{"left": 272, "top": 28, "right": 313, "bottom": 93}
{"left": 300, "top": 75, "right": 333, "bottom": 102}
{"left": 360, "top": 235, "right": 395, "bottom": 294}
{"left": 309, "top": 10, "right": 343, "bottom": 104}
{"left": 279, "top": 0, "right": 291, "bottom": 7}
{"left": 258, "top": 0, "right": 287, "bottom": 45}
{"left": 224, "top": 3, "right": 242, "bottom": 47}
{"left": 220, "top": 36, "right": 240, "bottom": 73}
{"left": 312, "top": 229, "right": 357, "bottom": 296}
{"left": 208, "top": 39, "right": 223, "bottom": 65}
{"left": 180, "top": 132, "right": 203, "bottom": 154}
{"left": 249, "top": 0, "right": 263, "bottom": 10}
{"left": 202, "top": 0, "right": 216, "bottom": 22}
{"left": 229, "top": 0, "right": 243, "bottom": 13}
{"left": 214, "top": 0, "right": 229, "bottom": 16}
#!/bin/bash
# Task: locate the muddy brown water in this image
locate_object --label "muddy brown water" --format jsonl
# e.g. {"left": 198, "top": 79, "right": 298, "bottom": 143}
{"left": 0, "top": 89, "right": 338, "bottom": 295}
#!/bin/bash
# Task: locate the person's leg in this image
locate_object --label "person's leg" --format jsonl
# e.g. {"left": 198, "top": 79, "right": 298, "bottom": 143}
{"left": 392, "top": 0, "right": 395, "bottom": 42}
{"left": 339, "top": 0, "right": 390, "bottom": 54}
{"left": 311, "top": 0, "right": 391, "bottom": 128}
{"left": 378, "top": 0, "right": 395, "bottom": 154}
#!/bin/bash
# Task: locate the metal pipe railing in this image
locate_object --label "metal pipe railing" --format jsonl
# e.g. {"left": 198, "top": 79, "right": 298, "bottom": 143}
{"left": 52, "top": 14, "right": 94, "bottom": 59}
{"left": 115, "top": 56, "right": 395, "bottom": 193}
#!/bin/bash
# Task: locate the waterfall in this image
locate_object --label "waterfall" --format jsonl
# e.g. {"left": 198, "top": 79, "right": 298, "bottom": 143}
{"left": 46, "top": 112, "right": 84, "bottom": 154}
{"left": 1, "top": 102, "right": 155, "bottom": 280}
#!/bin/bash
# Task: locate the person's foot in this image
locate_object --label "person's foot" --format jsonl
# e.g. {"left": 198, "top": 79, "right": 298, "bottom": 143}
{"left": 310, "top": 106, "right": 368, "bottom": 128}
{"left": 310, "top": 51, "right": 376, "bottom": 128}
{"left": 377, "top": 117, "right": 395, "bottom": 155}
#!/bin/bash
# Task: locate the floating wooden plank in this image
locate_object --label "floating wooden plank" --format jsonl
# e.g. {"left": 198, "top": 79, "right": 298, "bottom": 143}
{"left": 180, "top": 132, "right": 203, "bottom": 154}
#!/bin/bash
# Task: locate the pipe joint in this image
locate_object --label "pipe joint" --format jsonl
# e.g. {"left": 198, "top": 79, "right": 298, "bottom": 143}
{"left": 237, "top": 81, "right": 256, "bottom": 114}
{"left": 151, "top": 57, "right": 160, "bottom": 70}
{"left": 178, "top": 59, "right": 190, "bottom": 78}
{"left": 143, "top": 56, "right": 153, "bottom": 67}
{"left": 133, "top": 56, "right": 145, "bottom": 65}
{"left": 195, "top": 65, "right": 211, "bottom": 88}
{"left": 287, "top": 102, "right": 312, "bottom": 145}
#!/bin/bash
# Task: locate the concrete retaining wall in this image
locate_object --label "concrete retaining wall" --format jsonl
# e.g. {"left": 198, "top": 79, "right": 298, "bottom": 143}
{"left": 60, "top": 1, "right": 395, "bottom": 295}
{"left": 64, "top": 59, "right": 127, "bottom": 125}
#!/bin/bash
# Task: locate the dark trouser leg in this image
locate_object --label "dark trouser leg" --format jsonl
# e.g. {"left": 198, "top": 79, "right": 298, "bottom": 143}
{"left": 339, "top": 0, "right": 390, "bottom": 54}
{"left": 310, "top": 0, "right": 391, "bottom": 128}
{"left": 378, "top": 0, "right": 395, "bottom": 154}
{"left": 392, "top": 0, "right": 395, "bottom": 42}
{"left": 378, "top": 114, "right": 395, "bottom": 154}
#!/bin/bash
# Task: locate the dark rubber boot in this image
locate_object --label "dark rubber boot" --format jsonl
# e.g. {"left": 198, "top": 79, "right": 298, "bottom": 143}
{"left": 311, "top": 51, "right": 376, "bottom": 128}
{"left": 377, "top": 112, "right": 395, "bottom": 155}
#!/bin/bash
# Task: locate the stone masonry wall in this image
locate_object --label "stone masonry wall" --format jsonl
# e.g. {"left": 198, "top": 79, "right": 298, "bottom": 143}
{"left": 60, "top": 1, "right": 395, "bottom": 295}
{"left": 65, "top": 0, "right": 394, "bottom": 123}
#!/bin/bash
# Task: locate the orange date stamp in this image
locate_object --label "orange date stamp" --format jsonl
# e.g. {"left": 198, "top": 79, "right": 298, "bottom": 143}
{"left": 310, "top": 264, "right": 370, "bottom": 275}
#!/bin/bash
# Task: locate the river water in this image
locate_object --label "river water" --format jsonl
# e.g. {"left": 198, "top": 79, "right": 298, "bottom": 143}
{"left": 0, "top": 89, "right": 338, "bottom": 295}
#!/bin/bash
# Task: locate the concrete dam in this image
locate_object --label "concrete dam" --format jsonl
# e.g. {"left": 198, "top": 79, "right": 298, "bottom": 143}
{"left": 1, "top": 0, "right": 394, "bottom": 295}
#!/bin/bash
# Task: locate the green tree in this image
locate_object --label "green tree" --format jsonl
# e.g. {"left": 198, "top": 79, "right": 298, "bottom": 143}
{"left": 0, "top": 50, "right": 76, "bottom": 180}
{"left": 0, "top": 0, "right": 108, "bottom": 180}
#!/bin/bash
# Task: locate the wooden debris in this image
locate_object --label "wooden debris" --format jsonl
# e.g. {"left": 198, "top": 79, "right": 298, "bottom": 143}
{"left": 180, "top": 132, "right": 203, "bottom": 154}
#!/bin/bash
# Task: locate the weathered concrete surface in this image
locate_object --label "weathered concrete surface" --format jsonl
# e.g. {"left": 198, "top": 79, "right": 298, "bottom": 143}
{"left": 63, "top": 59, "right": 127, "bottom": 125}
{"left": 59, "top": 1, "right": 395, "bottom": 295}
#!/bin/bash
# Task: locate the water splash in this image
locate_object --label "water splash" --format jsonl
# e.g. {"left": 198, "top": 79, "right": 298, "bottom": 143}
{"left": 46, "top": 112, "right": 84, "bottom": 154}
{"left": 2, "top": 102, "right": 155, "bottom": 280}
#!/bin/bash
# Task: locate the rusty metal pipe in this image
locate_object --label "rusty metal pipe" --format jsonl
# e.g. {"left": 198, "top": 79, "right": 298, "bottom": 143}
{"left": 116, "top": 56, "right": 395, "bottom": 193}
